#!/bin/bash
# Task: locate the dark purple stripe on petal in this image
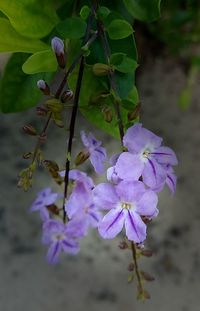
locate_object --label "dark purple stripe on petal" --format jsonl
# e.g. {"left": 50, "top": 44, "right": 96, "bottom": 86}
{"left": 62, "top": 240, "right": 75, "bottom": 249}
{"left": 106, "top": 210, "right": 123, "bottom": 233}
{"left": 128, "top": 211, "right": 140, "bottom": 240}
{"left": 88, "top": 212, "right": 99, "bottom": 222}
{"left": 95, "top": 148, "right": 105, "bottom": 156}
{"left": 147, "top": 158, "right": 156, "bottom": 179}
{"left": 167, "top": 174, "right": 175, "bottom": 189}
{"left": 151, "top": 152, "right": 172, "bottom": 156}
{"left": 51, "top": 242, "right": 59, "bottom": 262}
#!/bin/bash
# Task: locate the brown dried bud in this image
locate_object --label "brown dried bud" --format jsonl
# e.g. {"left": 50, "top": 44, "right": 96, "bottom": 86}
{"left": 39, "top": 133, "right": 47, "bottom": 144}
{"left": 75, "top": 150, "right": 90, "bottom": 166}
{"left": 141, "top": 249, "right": 153, "bottom": 257}
{"left": 118, "top": 241, "right": 128, "bottom": 250}
{"left": 127, "top": 262, "right": 135, "bottom": 271}
{"left": 102, "top": 106, "right": 113, "bottom": 123}
{"left": 61, "top": 90, "right": 74, "bottom": 103}
{"left": 128, "top": 102, "right": 141, "bottom": 121}
{"left": 140, "top": 270, "right": 155, "bottom": 282}
{"left": 141, "top": 216, "right": 152, "bottom": 224}
{"left": 36, "top": 106, "right": 48, "bottom": 117}
{"left": 37, "top": 80, "right": 50, "bottom": 95}
{"left": 22, "top": 124, "right": 37, "bottom": 136}
{"left": 47, "top": 204, "right": 60, "bottom": 215}
{"left": 93, "top": 63, "right": 112, "bottom": 76}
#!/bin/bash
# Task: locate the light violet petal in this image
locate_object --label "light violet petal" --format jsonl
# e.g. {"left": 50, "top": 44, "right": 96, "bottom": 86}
{"left": 115, "top": 180, "right": 146, "bottom": 203}
{"left": 125, "top": 210, "right": 146, "bottom": 243}
{"left": 107, "top": 166, "right": 121, "bottom": 184}
{"left": 65, "top": 217, "right": 88, "bottom": 238}
{"left": 88, "top": 132, "right": 102, "bottom": 148}
{"left": 136, "top": 190, "right": 158, "bottom": 217}
{"left": 123, "top": 123, "right": 162, "bottom": 153}
{"left": 80, "top": 130, "right": 90, "bottom": 148}
{"left": 166, "top": 171, "right": 177, "bottom": 194}
{"left": 152, "top": 146, "right": 178, "bottom": 165}
{"left": 47, "top": 241, "right": 61, "bottom": 264}
{"left": 98, "top": 208, "right": 125, "bottom": 239}
{"left": 40, "top": 207, "right": 50, "bottom": 222}
{"left": 90, "top": 150, "right": 105, "bottom": 174}
{"left": 62, "top": 239, "right": 80, "bottom": 255}
{"left": 88, "top": 210, "right": 102, "bottom": 228}
{"left": 115, "top": 152, "right": 144, "bottom": 181}
{"left": 69, "top": 169, "right": 94, "bottom": 189}
{"left": 93, "top": 183, "right": 118, "bottom": 210}
{"left": 143, "top": 158, "right": 166, "bottom": 188}
{"left": 44, "top": 193, "right": 58, "bottom": 206}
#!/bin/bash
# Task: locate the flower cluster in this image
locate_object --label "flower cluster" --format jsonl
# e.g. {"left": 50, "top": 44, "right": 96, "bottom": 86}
{"left": 30, "top": 124, "right": 178, "bottom": 263}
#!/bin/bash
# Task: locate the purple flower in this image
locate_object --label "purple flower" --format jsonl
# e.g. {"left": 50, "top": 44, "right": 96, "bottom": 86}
{"left": 42, "top": 219, "right": 80, "bottom": 264}
{"left": 115, "top": 123, "right": 178, "bottom": 189}
{"left": 65, "top": 170, "right": 102, "bottom": 233}
{"left": 153, "top": 165, "right": 177, "bottom": 194}
{"left": 30, "top": 188, "right": 58, "bottom": 221}
{"left": 80, "top": 131, "right": 107, "bottom": 174}
{"left": 93, "top": 180, "right": 158, "bottom": 243}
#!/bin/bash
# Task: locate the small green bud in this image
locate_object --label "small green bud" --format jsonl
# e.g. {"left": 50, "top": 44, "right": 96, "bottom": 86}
{"left": 102, "top": 106, "right": 113, "bottom": 123}
{"left": 93, "top": 63, "right": 112, "bottom": 76}
{"left": 22, "top": 124, "right": 37, "bottom": 136}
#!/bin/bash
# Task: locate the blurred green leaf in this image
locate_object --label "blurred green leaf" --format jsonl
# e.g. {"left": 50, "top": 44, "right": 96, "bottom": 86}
{"left": 107, "top": 19, "right": 133, "bottom": 40}
{"left": 110, "top": 52, "right": 138, "bottom": 73}
{"left": 0, "top": 0, "right": 59, "bottom": 38}
{"left": 123, "top": 0, "right": 161, "bottom": 22}
{"left": 22, "top": 50, "right": 57, "bottom": 74}
{"left": 122, "top": 86, "right": 139, "bottom": 110}
{"left": 115, "top": 70, "right": 135, "bottom": 99}
{"left": 178, "top": 88, "right": 191, "bottom": 110}
{"left": 0, "top": 53, "right": 53, "bottom": 113}
{"left": 56, "top": 17, "right": 87, "bottom": 39}
{"left": 80, "top": 5, "right": 90, "bottom": 20}
{"left": 0, "top": 18, "right": 48, "bottom": 53}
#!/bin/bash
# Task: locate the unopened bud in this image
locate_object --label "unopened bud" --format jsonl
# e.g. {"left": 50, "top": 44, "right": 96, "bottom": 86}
{"left": 47, "top": 204, "right": 60, "bottom": 215}
{"left": 93, "top": 63, "right": 112, "bottom": 76}
{"left": 39, "top": 133, "right": 47, "bottom": 144}
{"left": 128, "top": 102, "right": 141, "bottom": 121}
{"left": 141, "top": 216, "right": 152, "bottom": 224}
{"left": 61, "top": 90, "right": 74, "bottom": 103}
{"left": 75, "top": 150, "right": 90, "bottom": 166}
{"left": 22, "top": 124, "right": 37, "bottom": 136}
{"left": 128, "top": 262, "right": 135, "bottom": 271}
{"left": 140, "top": 271, "right": 155, "bottom": 282}
{"left": 102, "top": 106, "right": 113, "bottom": 123}
{"left": 51, "top": 37, "right": 65, "bottom": 69}
{"left": 141, "top": 249, "right": 153, "bottom": 257}
{"left": 37, "top": 80, "right": 50, "bottom": 95}
{"left": 36, "top": 106, "right": 48, "bottom": 117}
{"left": 118, "top": 241, "right": 128, "bottom": 250}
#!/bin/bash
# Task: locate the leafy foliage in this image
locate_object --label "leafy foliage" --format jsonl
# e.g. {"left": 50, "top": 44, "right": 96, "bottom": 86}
{"left": 123, "top": 0, "right": 161, "bottom": 22}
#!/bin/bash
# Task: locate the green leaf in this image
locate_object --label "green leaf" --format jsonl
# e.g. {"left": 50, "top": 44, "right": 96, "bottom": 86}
{"left": 80, "top": 5, "right": 90, "bottom": 20}
{"left": 122, "top": 86, "right": 139, "bottom": 110}
{"left": 123, "top": 0, "right": 161, "bottom": 22}
{"left": 115, "top": 71, "right": 135, "bottom": 99}
{"left": 0, "top": 53, "right": 53, "bottom": 113}
{"left": 56, "top": 17, "right": 87, "bottom": 39}
{"left": 107, "top": 19, "right": 133, "bottom": 40}
{"left": 22, "top": 49, "right": 57, "bottom": 74}
{"left": 0, "top": 0, "right": 59, "bottom": 38}
{"left": 110, "top": 53, "right": 138, "bottom": 73}
{"left": 0, "top": 18, "right": 48, "bottom": 53}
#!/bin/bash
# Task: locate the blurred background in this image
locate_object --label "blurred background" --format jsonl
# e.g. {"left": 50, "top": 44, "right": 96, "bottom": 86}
{"left": 0, "top": 0, "right": 200, "bottom": 310}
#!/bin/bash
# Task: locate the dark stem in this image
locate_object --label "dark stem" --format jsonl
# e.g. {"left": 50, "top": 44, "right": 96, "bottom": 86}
{"left": 62, "top": 12, "right": 95, "bottom": 222}
{"left": 131, "top": 241, "right": 143, "bottom": 294}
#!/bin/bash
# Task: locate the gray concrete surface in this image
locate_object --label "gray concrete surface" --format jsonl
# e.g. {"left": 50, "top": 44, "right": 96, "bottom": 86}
{"left": 0, "top": 56, "right": 200, "bottom": 311}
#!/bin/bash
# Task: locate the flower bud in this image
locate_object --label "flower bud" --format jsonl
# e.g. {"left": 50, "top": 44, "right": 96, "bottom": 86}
{"left": 102, "top": 106, "right": 113, "bottom": 123}
{"left": 75, "top": 150, "right": 90, "bottom": 166}
{"left": 39, "top": 133, "right": 47, "bottom": 144}
{"left": 140, "top": 249, "right": 153, "bottom": 257}
{"left": 37, "top": 80, "right": 50, "bottom": 95}
{"left": 23, "top": 152, "right": 33, "bottom": 159}
{"left": 128, "top": 102, "right": 141, "bottom": 121}
{"left": 36, "top": 106, "right": 48, "bottom": 117}
{"left": 127, "top": 262, "right": 135, "bottom": 271}
{"left": 93, "top": 63, "right": 112, "bottom": 76}
{"left": 22, "top": 124, "right": 37, "bottom": 136}
{"left": 61, "top": 90, "right": 74, "bottom": 103}
{"left": 140, "top": 271, "right": 155, "bottom": 282}
{"left": 118, "top": 241, "right": 128, "bottom": 250}
{"left": 51, "top": 37, "right": 66, "bottom": 69}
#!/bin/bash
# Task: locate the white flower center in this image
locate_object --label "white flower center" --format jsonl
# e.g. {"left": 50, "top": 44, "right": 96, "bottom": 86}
{"left": 121, "top": 202, "right": 132, "bottom": 210}
{"left": 142, "top": 149, "right": 151, "bottom": 158}
{"left": 53, "top": 233, "right": 65, "bottom": 241}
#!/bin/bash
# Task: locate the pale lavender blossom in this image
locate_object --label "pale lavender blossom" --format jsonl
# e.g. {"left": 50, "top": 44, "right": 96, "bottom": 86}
{"left": 30, "top": 188, "right": 58, "bottom": 221}
{"left": 80, "top": 131, "right": 107, "bottom": 174}
{"left": 153, "top": 165, "right": 177, "bottom": 194}
{"left": 51, "top": 37, "right": 64, "bottom": 56}
{"left": 93, "top": 180, "right": 158, "bottom": 243}
{"left": 115, "top": 123, "right": 178, "bottom": 189}
{"left": 42, "top": 219, "right": 80, "bottom": 264}
{"left": 65, "top": 170, "right": 102, "bottom": 233}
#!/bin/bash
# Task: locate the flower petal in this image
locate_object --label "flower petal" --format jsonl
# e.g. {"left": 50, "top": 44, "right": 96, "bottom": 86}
{"left": 62, "top": 239, "right": 80, "bottom": 255}
{"left": 93, "top": 183, "right": 119, "bottom": 210}
{"left": 115, "top": 152, "right": 144, "bottom": 181}
{"left": 125, "top": 210, "right": 146, "bottom": 243}
{"left": 166, "top": 171, "right": 177, "bottom": 194}
{"left": 143, "top": 158, "right": 166, "bottom": 188}
{"left": 90, "top": 149, "right": 106, "bottom": 174}
{"left": 123, "top": 123, "right": 162, "bottom": 153}
{"left": 115, "top": 180, "right": 145, "bottom": 203}
{"left": 98, "top": 208, "right": 125, "bottom": 239}
{"left": 152, "top": 146, "right": 178, "bottom": 165}
{"left": 46, "top": 241, "right": 61, "bottom": 264}
{"left": 136, "top": 190, "right": 158, "bottom": 218}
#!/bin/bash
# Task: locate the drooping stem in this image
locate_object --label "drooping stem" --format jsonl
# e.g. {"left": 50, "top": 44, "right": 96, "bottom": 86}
{"left": 131, "top": 242, "right": 143, "bottom": 294}
{"left": 62, "top": 12, "right": 95, "bottom": 222}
